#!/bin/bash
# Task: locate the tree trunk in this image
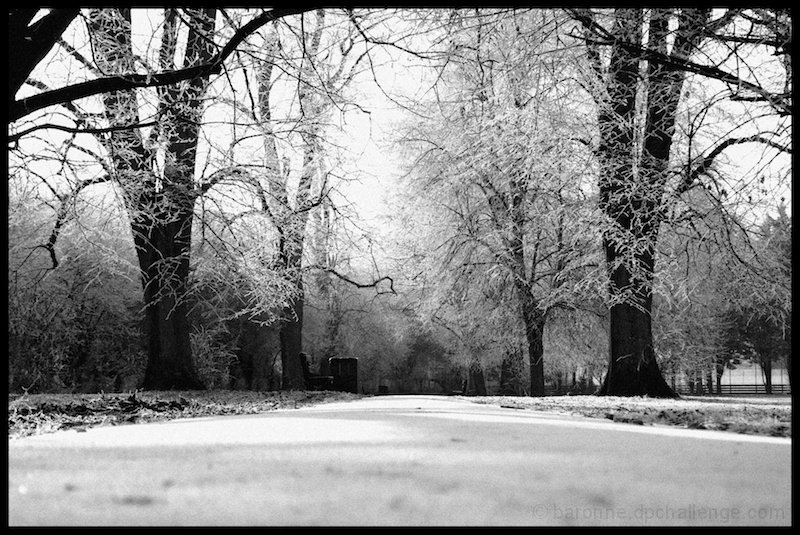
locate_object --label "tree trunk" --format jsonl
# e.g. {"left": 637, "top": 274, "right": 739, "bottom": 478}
{"left": 597, "top": 297, "right": 676, "bottom": 396}
{"left": 141, "top": 293, "right": 203, "bottom": 389}
{"left": 138, "top": 213, "right": 204, "bottom": 390}
{"left": 595, "top": 9, "right": 664, "bottom": 397}
{"left": 139, "top": 10, "right": 215, "bottom": 390}
{"left": 786, "top": 353, "right": 792, "bottom": 388}
{"left": 594, "top": 9, "right": 707, "bottom": 398}
{"left": 318, "top": 293, "right": 341, "bottom": 377}
{"left": 596, "top": 240, "right": 675, "bottom": 397}
{"left": 89, "top": 8, "right": 216, "bottom": 391}
{"left": 319, "top": 276, "right": 343, "bottom": 376}
{"left": 518, "top": 290, "right": 546, "bottom": 397}
{"left": 499, "top": 347, "right": 524, "bottom": 396}
{"left": 230, "top": 317, "right": 279, "bottom": 390}
{"left": 760, "top": 358, "right": 773, "bottom": 394}
{"left": 271, "top": 11, "right": 326, "bottom": 391}
{"left": 275, "top": 135, "right": 317, "bottom": 390}
{"left": 582, "top": 367, "right": 593, "bottom": 393}
{"left": 279, "top": 300, "right": 306, "bottom": 389}
{"left": 278, "top": 230, "right": 307, "bottom": 390}
{"left": 785, "top": 321, "right": 791, "bottom": 387}
{"left": 465, "top": 356, "right": 487, "bottom": 396}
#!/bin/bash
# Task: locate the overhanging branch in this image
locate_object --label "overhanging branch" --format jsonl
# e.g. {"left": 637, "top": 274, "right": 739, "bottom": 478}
{"left": 315, "top": 267, "right": 396, "bottom": 295}
{"left": 8, "top": 120, "right": 159, "bottom": 145}
{"left": 676, "top": 135, "right": 791, "bottom": 196}
{"left": 567, "top": 8, "right": 792, "bottom": 117}
{"left": 10, "top": 7, "right": 312, "bottom": 122}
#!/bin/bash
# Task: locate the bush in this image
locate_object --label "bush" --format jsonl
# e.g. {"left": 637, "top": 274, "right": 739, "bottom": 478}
{"left": 190, "top": 325, "right": 239, "bottom": 389}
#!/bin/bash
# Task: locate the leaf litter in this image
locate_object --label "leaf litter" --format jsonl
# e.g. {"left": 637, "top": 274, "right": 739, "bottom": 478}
{"left": 465, "top": 395, "right": 791, "bottom": 437}
{"left": 8, "top": 390, "right": 361, "bottom": 439}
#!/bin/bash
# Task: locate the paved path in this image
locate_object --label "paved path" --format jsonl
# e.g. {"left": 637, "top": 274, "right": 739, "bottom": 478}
{"left": 8, "top": 395, "right": 791, "bottom": 526}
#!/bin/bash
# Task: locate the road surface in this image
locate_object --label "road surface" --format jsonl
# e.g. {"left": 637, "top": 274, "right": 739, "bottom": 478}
{"left": 8, "top": 395, "right": 791, "bottom": 526}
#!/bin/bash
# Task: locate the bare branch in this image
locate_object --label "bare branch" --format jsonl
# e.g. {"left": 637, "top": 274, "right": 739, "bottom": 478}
{"left": 38, "top": 174, "right": 113, "bottom": 269}
{"left": 10, "top": 8, "right": 313, "bottom": 122}
{"left": 567, "top": 8, "right": 792, "bottom": 116}
{"left": 314, "top": 267, "right": 397, "bottom": 295}
{"left": 8, "top": 119, "right": 159, "bottom": 145}
{"left": 676, "top": 135, "right": 792, "bottom": 196}
{"left": 57, "top": 37, "right": 103, "bottom": 76}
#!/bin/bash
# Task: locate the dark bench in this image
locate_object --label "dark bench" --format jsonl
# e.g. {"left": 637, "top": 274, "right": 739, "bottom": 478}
{"left": 300, "top": 352, "right": 334, "bottom": 391}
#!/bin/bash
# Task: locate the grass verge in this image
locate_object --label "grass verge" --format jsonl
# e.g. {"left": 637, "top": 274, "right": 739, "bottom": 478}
{"left": 8, "top": 390, "right": 361, "bottom": 440}
{"left": 464, "top": 395, "right": 791, "bottom": 437}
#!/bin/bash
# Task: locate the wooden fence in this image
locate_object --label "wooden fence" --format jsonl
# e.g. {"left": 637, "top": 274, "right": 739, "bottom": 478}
{"left": 541, "top": 384, "right": 791, "bottom": 396}
{"left": 677, "top": 384, "right": 791, "bottom": 395}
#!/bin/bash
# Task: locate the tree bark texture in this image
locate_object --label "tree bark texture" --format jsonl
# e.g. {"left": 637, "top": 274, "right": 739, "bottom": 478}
{"left": 520, "top": 288, "right": 546, "bottom": 396}
{"left": 276, "top": 11, "right": 326, "bottom": 390}
{"left": 465, "top": 355, "right": 487, "bottom": 396}
{"left": 760, "top": 358, "right": 773, "bottom": 394}
{"left": 499, "top": 347, "right": 525, "bottom": 396}
{"left": 89, "top": 8, "right": 217, "bottom": 389}
{"left": 595, "top": 9, "right": 708, "bottom": 397}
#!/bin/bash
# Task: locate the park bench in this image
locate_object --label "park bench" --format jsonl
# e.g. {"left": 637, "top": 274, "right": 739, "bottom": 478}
{"left": 299, "top": 352, "right": 334, "bottom": 391}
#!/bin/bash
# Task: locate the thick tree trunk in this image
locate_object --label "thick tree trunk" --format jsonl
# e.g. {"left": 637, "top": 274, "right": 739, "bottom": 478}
{"left": 278, "top": 232, "right": 308, "bottom": 390}
{"left": 596, "top": 259, "right": 676, "bottom": 397}
{"left": 594, "top": 9, "right": 707, "bottom": 398}
{"left": 88, "top": 8, "right": 216, "bottom": 391}
{"left": 138, "top": 214, "right": 204, "bottom": 390}
{"left": 136, "top": 216, "right": 204, "bottom": 390}
{"left": 142, "top": 295, "right": 203, "bottom": 390}
{"left": 597, "top": 301, "right": 676, "bottom": 397}
{"left": 596, "top": 242, "right": 675, "bottom": 397}
{"left": 280, "top": 298, "right": 306, "bottom": 390}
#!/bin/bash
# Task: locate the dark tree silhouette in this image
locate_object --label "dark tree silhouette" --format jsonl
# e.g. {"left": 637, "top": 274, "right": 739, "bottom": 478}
{"left": 9, "top": 8, "right": 311, "bottom": 123}
{"left": 582, "top": 9, "right": 710, "bottom": 397}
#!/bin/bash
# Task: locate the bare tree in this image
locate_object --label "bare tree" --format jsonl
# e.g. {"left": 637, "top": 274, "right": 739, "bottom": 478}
{"left": 82, "top": 8, "right": 227, "bottom": 389}
{"left": 399, "top": 9, "right": 605, "bottom": 396}
{"left": 573, "top": 8, "right": 790, "bottom": 396}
